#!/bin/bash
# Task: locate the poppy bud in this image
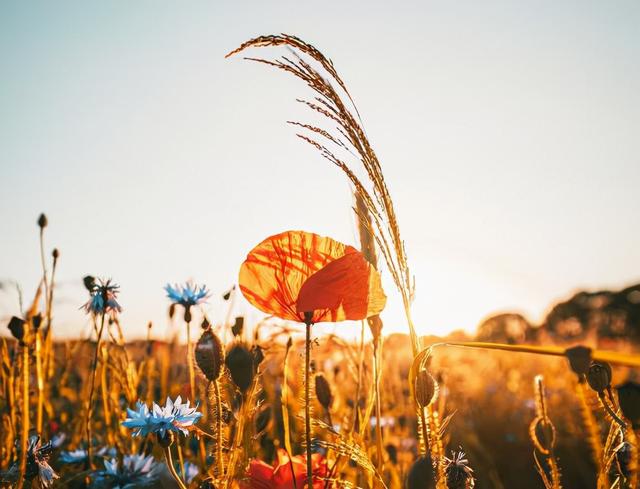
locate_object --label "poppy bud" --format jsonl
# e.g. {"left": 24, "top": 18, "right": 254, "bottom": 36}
{"left": 232, "top": 316, "right": 244, "bottom": 337}
{"left": 415, "top": 370, "right": 437, "bottom": 409}
{"left": 565, "top": 345, "right": 592, "bottom": 377}
{"left": 201, "top": 316, "right": 211, "bottom": 330}
{"left": 315, "top": 374, "right": 333, "bottom": 411}
{"left": 251, "top": 345, "right": 264, "bottom": 366}
{"left": 52, "top": 248, "right": 60, "bottom": 260}
{"left": 83, "top": 275, "right": 95, "bottom": 292}
{"left": 31, "top": 313, "right": 43, "bottom": 331}
{"left": 255, "top": 404, "right": 271, "bottom": 433}
{"left": 223, "top": 286, "right": 234, "bottom": 301}
{"left": 445, "top": 452, "right": 475, "bottom": 489}
{"left": 587, "top": 362, "right": 612, "bottom": 393}
{"left": 8, "top": 316, "right": 25, "bottom": 342}
{"left": 37, "top": 213, "right": 48, "bottom": 228}
{"left": 168, "top": 303, "right": 176, "bottom": 320}
{"left": 617, "top": 381, "right": 640, "bottom": 429}
{"left": 195, "top": 329, "right": 224, "bottom": 382}
{"left": 225, "top": 344, "right": 255, "bottom": 393}
{"left": 407, "top": 456, "right": 436, "bottom": 489}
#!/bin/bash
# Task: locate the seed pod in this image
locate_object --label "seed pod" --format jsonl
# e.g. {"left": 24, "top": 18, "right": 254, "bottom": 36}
{"left": 251, "top": 345, "right": 264, "bottom": 366}
{"left": 315, "top": 374, "right": 333, "bottom": 411}
{"left": 8, "top": 316, "right": 25, "bottom": 342}
{"left": 565, "top": 345, "right": 592, "bottom": 377}
{"left": 232, "top": 316, "right": 244, "bottom": 337}
{"left": 445, "top": 452, "right": 475, "bottom": 489}
{"left": 407, "top": 456, "right": 436, "bottom": 489}
{"left": 201, "top": 316, "right": 211, "bottom": 330}
{"left": 83, "top": 275, "right": 96, "bottom": 292}
{"left": 168, "top": 303, "right": 176, "bottom": 320}
{"left": 52, "top": 248, "right": 60, "bottom": 260}
{"left": 385, "top": 443, "right": 398, "bottom": 465}
{"left": 617, "top": 381, "right": 640, "bottom": 429}
{"left": 37, "top": 213, "right": 48, "bottom": 228}
{"left": 31, "top": 313, "right": 43, "bottom": 331}
{"left": 415, "top": 370, "right": 437, "bottom": 409}
{"left": 195, "top": 329, "right": 224, "bottom": 382}
{"left": 225, "top": 344, "right": 254, "bottom": 393}
{"left": 587, "top": 361, "right": 612, "bottom": 393}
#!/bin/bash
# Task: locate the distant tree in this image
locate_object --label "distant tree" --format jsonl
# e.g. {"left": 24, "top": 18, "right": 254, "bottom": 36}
{"left": 543, "top": 284, "right": 640, "bottom": 343}
{"left": 476, "top": 313, "right": 535, "bottom": 344}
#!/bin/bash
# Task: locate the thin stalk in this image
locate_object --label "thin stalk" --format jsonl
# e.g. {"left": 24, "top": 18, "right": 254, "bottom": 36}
{"left": 420, "top": 408, "right": 430, "bottom": 455}
{"left": 35, "top": 329, "right": 44, "bottom": 435}
{"left": 373, "top": 335, "right": 384, "bottom": 474}
{"left": 186, "top": 320, "right": 196, "bottom": 402}
{"left": 353, "top": 320, "right": 365, "bottom": 431}
{"left": 177, "top": 443, "right": 186, "bottom": 482}
{"left": 16, "top": 342, "right": 29, "bottom": 489}
{"left": 214, "top": 379, "right": 224, "bottom": 478}
{"left": 163, "top": 445, "right": 187, "bottom": 489}
{"left": 86, "top": 312, "right": 106, "bottom": 469}
{"left": 305, "top": 320, "right": 313, "bottom": 488}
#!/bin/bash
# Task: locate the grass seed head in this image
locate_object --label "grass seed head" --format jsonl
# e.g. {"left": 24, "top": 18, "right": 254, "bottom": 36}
{"left": 415, "top": 370, "right": 437, "bottom": 409}
{"left": 315, "top": 373, "right": 333, "bottom": 411}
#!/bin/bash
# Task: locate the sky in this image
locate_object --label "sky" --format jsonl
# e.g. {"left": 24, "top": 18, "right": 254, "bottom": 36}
{"left": 1, "top": 1, "right": 639, "bottom": 340}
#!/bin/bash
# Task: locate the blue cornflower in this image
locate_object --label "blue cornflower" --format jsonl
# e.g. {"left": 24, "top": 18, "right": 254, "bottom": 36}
{"left": 90, "top": 454, "right": 160, "bottom": 489}
{"left": 59, "top": 446, "right": 117, "bottom": 465}
{"left": 178, "top": 461, "right": 199, "bottom": 484}
{"left": 121, "top": 396, "right": 202, "bottom": 438}
{"left": 165, "top": 282, "right": 209, "bottom": 308}
{"left": 83, "top": 278, "right": 122, "bottom": 318}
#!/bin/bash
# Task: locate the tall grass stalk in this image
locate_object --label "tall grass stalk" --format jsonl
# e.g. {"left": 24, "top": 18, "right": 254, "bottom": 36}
{"left": 85, "top": 312, "right": 106, "bottom": 469}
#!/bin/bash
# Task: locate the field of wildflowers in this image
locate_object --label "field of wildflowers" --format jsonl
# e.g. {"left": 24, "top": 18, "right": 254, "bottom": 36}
{"left": 1, "top": 34, "right": 639, "bottom": 489}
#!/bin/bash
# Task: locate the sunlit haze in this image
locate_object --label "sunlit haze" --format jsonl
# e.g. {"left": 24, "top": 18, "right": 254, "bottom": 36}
{"left": 1, "top": 1, "right": 639, "bottom": 340}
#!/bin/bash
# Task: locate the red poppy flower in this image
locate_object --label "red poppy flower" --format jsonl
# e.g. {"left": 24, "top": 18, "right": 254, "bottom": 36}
{"left": 241, "top": 449, "right": 327, "bottom": 489}
{"left": 239, "top": 230, "right": 386, "bottom": 324}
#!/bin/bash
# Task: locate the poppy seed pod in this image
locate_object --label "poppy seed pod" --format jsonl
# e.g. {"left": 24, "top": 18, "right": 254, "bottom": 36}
{"left": 232, "top": 316, "right": 244, "bottom": 337}
{"left": 225, "top": 344, "right": 255, "bottom": 393}
{"left": 407, "top": 456, "right": 436, "bottom": 489}
{"left": 415, "top": 370, "right": 437, "bottom": 409}
{"left": 83, "top": 275, "right": 96, "bottom": 292}
{"left": 565, "top": 345, "right": 592, "bottom": 377}
{"left": 195, "top": 329, "right": 225, "bottom": 382}
{"left": 52, "top": 248, "right": 59, "bottom": 260}
{"left": 586, "top": 362, "right": 612, "bottom": 393}
{"left": 617, "top": 381, "right": 640, "bottom": 429}
{"left": 37, "top": 213, "right": 48, "bottom": 228}
{"left": 315, "top": 374, "right": 333, "bottom": 411}
{"left": 8, "top": 316, "right": 26, "bottom": 342}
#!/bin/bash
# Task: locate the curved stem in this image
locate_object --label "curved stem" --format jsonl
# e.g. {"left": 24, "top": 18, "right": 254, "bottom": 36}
{"left": 86, "top": 312, "right": 106, "bottom": 469}
{"left": 305, "top": 321, "right": 313, "bottom": 488}
{"left": 164, "top": 445, "right": 187, "bottom": 489}
{"left": 16, "top": 342, "right": 29, "bottom": 489}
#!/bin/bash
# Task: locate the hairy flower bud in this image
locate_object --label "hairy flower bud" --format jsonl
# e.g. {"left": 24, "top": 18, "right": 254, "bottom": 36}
{"left": 232, "top": 316, "right": 244, "bottom": 337}
{"left": 8, "top": 316, "right": 26, "bottom": 342}
{"left": 617, "top": 381, "right": 640, "bottom": 429}
{"left": 415, "top": 370, "right": 437, "bottom": 409}
{"left": 225, "top": 344, "right": 255, "bottom": 393}
{"left": 565, "top": 345, "right": 591, "bottom": 377}
{"left": 315, "top": 373, "right": 333, "bottom": 411}
{"left": 195, "top": 329, "right": 224, "bottom": 382}
{"left": 587, "top": 361, "right": 612, "bottom": 393}
{"left": 407, "top": 456, "right": 436, "bottom": 489}
{"left": 37, "top": 213, "right": 48, "bottom": 228}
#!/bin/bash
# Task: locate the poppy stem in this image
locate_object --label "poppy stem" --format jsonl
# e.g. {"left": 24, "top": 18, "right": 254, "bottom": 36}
{"left": 305, "top": 319, "right": 313, "bottom": 488}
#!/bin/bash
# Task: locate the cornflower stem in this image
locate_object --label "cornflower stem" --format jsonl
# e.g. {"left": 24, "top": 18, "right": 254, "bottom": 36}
{"left": 86, "top": 312, "right": 106, "bottom": 469}
{"left": 177, "top": 443, "right": 186, "bottom": 482}
{"left": 186, "top": 320, "right": 196, "bottom": 403}
{"left": 305, "top": 320, "right": 313, "bottom": 488}
{"left": 163, "top": 445, "right": 187, "bottom": 489}
{"left": 214, "top": 380, "right": 224, "bottom": 478}
{"left": 17, "top": 341, "right": 29, "bottom": 489}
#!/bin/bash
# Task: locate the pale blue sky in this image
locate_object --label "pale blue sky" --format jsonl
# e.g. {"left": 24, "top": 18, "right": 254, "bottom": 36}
{"left": 1, "top": 1, "right": 639, "bottom": 339}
